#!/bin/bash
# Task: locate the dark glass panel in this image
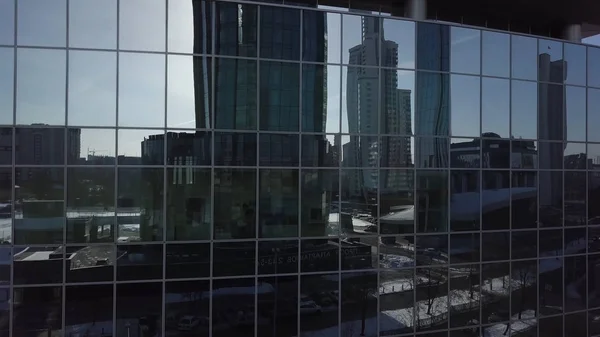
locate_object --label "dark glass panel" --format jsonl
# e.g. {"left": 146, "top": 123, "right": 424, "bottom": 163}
{"left": 300, "top": 169, "right": 338, "bottom": 237}
{"left": 117, "top": 168, "right": 164, "bottom": 242}
{"left": 213, "top": 241, "right": 255, "bottom": 277}
{"left": 259, "top": 169, "right": 299, "bottom": 238}
{"left": 482, "top": 77, "right": 509, "bottom": 138}
{"left": 564, "top": 255, "right": 586, "bottom": 313}
{"left": 66, "top": 167, "right": 115, "bottom": 243}
{"left": 166, "top": 168, "right": 211, "bottom": 241}
{"left": 415, "top": 267, "right": 448, "bottom": 331}
{"left": 565, "top": 312, "right": 586, "bottom": 337}
{"left": 259, "top": 134, "right": 299, "bottom": 166}
{"left": 258, "top": 240, "right": 298, "bottom": 275}
{"left": 416, "top": 170, "right": 448, "bottom": 233}
{"left": 259, "top": 61, "right": 300, "bottom": 131}
{"left": 302, "top": 134, "right": 339, "bottom": 167}
{"left": 416, "top": 23, "right": 450, "bottom": 72}
{"left": 539, "top": 257, "right": 563, "bottom": 316}
{"left": 565, "top": 86, "right": 586, "bottom": 142}
{"left": 165, "top": 280, "right": 210, "bottom": 337}
{"left": 450, "top": 170, "right": 480, "bottom": 231}
{"left": 379, "top": 236, "right": 415, "bottom": 269}
{"left": 482, "top": 232, "right": 509, "bottom": 262}
{"left": 300, "top": 238, "right": 339, "bottom": 273}
{"left": 13, "top": 287, "right": 62, "bottom": 337}
{"left": 589, "top": 46, "right": 600, "bottom": 88}
{"left": 379, "top": 269, "right": 414, "bottom": 335}
{"left": 300, "top": 273, "right": 339, "bottom": 336}
{"left": 260, "top": 5, "right": 300, "bottom": 61}
{"left": 416, "top": 234, "right": 448, "bottom": 266}
{"left": 165, "top": 243, "right": 210, "bottom": 279}
{"left": 14, "top": 167, "right": 64, "bottom": 245}
{"left": 449, "top": 264, "right": 479, "bottom": 328}
{"left": 481, "top": 262, "right": 510, "bottom": 324}
{"left": 511, "top": 231, "right": 537, "bottom": 259}
{"left": 482, "top": 170, "right": 510, "bottom": 230}
{"left": 166, "top": 131, "right": 211, "bottom": 166}
{"left": 116, "top": 283, "right": 162, "bottom": 337}
{"left": 415, "top": 72, "right": 449, "bottom": 138}
{"left": 212, "top": 278, "right": 255, "bottom": 337}
{"left": 65, "top": 245, "right": 114, "bottom": 283}
{"left": 257, "top": 275, "right": 298, "bottom": 337}
{"left": 214, "top": 169, "right": 256, "bottom": 239}
{"left": 538, "top": 170, "right": 562, "bottom": 228}
{"left": 65, "top": 285, "right": 113, "bottom": 336}
{"left": 511, "top": 35, "right": 537, "bottom": 80}
{"left": 214, "top": 132, "right": 256, "bottom": 166}
{"left": 214, "top": 2, "right": 257, "bottom": 57}
{"left": 340, "top": 271, "right": 377, "bottom": 335}
{"left": 116, "top": 244, "right": 163, "bottom": 281}
{"left": 13, "top": 246, "right": 63, "bottom": 284}
{"left": 510, "top": 170, "right": 537, "bottom": 229}
{"left": 482, "top": 31, "right": 509, "bottom": 78}
{"left": 340, "top": 167, "right": 378, "bottom": 236}
{"left": 510, "top": 260, "right": 537, "bottom": 320}
{"left": 379, "top": 169, "right": 414, "bottom": 235}
{"left": 0, "top": 48, "right": 13, "bottom": 125}
{"left": 450, "top": 27, "right": 480, "bottom": 75}
{"left": 341, "top": 66, "right": 380, "bottom": 134}
{"left": 511, "top": 80, "right": 537, "bottom": 140}
{"left": 450, "top": 75, "right": 480, "bottom": 137}
{"left": 449, "top": 233, "right": 479, "bottom": 264}
{"left": 214, "top": 58, "right": 257, "bottom": 130}
{"left": 301, "top": 64, "right": 339, "bottom": 133}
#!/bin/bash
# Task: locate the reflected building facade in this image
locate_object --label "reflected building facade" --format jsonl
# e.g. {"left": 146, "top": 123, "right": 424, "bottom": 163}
{"left": 2, "top": 0, "right": 600, "bottom": 337}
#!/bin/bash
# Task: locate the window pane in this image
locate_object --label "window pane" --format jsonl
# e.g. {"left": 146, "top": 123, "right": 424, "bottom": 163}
{"left": 68, "top": 0, "right": 117, "bottom": 49}
{"left": 511, "top": 35, "right": 537, "bottom": 80}
{"left": 416, "top": 170, "right": 448, "bottom": 232}
{"left": 116, "top": 283, "right": 162, "bottom": 337}
{"left": 166, "top": 131, "right": 211, "bottom": 166}
{"left": 16, "top": 48, "right": 66, "bottom": 125}
{"left": 119, "top": 0, "right": 165, "bottom": 51}
{"left": 17, "top": 0, "right": 66, "bottom": 47}
{"left": 215, "top": 2, "right": 257, "bottom": 57}
{"left": 341, "top": 66, "right": 381, "bottom": 134}
{"left": 301, "top": 169, "right": 337, "bottom": 237}
{"left": 588, "top": 46, "right": 600, "bottom": 88}
{"left": 482, "top": 31, "right": 509, "bottom": 77}
{"left": 66, "top": 285, "right": 113, "bottom": 335}
{"left": 213, "top": 242, "right": 255, "bottom": 276}
{"left": 0, "top": 48, "right": 13, "bottom": 125}
{"left": 118, "top": 129, "right": 164, "bottom": 165}
{"left": 259, "top": 61, "right": 299, "bottom": 131}
{"left": 215, "top": 58, "right": 257, "bottom": 130}
{"left": 165, "top": 243, "right": 210, "bottom": 279}
{"left": 166, "top": 168, "right": 211, "bottom": 241}
{"left": 415, "top": 72, "right": 449, "bottom": 137}
{"left": 566, "top": 86, "right": 586, "bottom": 142}
{"left": 538, "top": 83, "right": 564, "bottom": 141}
{"left": 416, "top": 23, "right": 450, "bottom": 72}
{"left": 382, "top": 18, "right": 415, "bottom": 69}
{"left": 482, "top": 77, "right": 509, "bottom": 138}
{"left": 0, "top": 0, "right": 14, "bottom": 45}
{"left": 214, "top": 169, "right": 256, "bottom": 240}
{"left": 65, "top": 246, "right": 114, "bottom": 282}
{"left": 165, "top": 281, "right": 210, "bottom": 336}
{"left": 304, "top": 10, "right": 336, "bottom": 63}
{"left": 168, "top": 0, "right": 211, "bottom": 54}
{"left": 450, "top": 27, "right": 480, "bottom": 75}
{"left": 13, "top": 287, "right": 62, "bottom": 336}
{"left": 260, "top": 5, "right": 300, "bottom": 61}
{"left": 564, "top": 43, "right": 586, "bottom": 86}
{"left": 259, "top": 169, "right": 299, "bottom": 238}
{"left": 451, "top": 75, "right": 480, "bottom": 137}
{"left": 302, "top": 64, "right": 339, "bottom": 133}
{"left": 72, "top": 128, "right": 116, "bottom": 165}
{"left": 68, "top": 50, "right": 117, "bottom": 127}
{"left": 511, "top": 80, "right": 537, "bottom": 140}
{"left": 589, "top": 88, "right": 600, "bottom": 142}
{"left": 116, "top": 244, "right": 162, "bottom": 280}
{"left": 118, "top": 52, "right": 165, "bottom": 127}
{"left": 14, "top": 246, "right": 63, "bottom": 283}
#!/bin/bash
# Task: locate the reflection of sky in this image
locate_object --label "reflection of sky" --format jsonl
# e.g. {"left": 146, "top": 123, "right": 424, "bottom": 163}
{"left": 5, "top": 1, "right": 600, "bottom": 155}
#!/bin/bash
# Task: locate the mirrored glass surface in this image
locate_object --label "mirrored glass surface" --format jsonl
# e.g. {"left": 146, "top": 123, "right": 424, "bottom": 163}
{"left": 565, "top": 313, "right": 586, "bottom": 337}
{"left": 564, "top": 171, "right": 586, "bottom": 227}
{"left": 14, "top": 167, "right": 64, "bottom": 245}
{"left": 0, "top": 288, "right": 7, "bottom": 335}
{"left": 260, "top": 61, "right": 300, "bottom": 131}
{"left": 539, "top": 257, "right": 562, "bottom": 316}
{"left": 590, "top": 227, "right": 600, "bottom": 253}
{"left": 482, "top": 31, "right": 509, "bottom": 78}
{"left": 589, "top": 255, "right": 600, "bottom": 309}
{"left": 589, "top": 88, "right": 600, "bottom": 142}
{"left": 481, "top": 170, "right": 509, "bottom": 231}
{"left": 0, "top": 0, "right": 14, "bottom": 45}
{"left": 0, "top": 48, "right": 13, "bottom": 125}
{"left": 539, "top": 229, "right": 562, "bottom": 256}
{"left": 450, "top": 170, "right": 479, "bottom": 231}
{"left": 215, "top": 57, "right": 257, "bottom": 130}
{"left": 564, "top": 255, "right": 586, "bottom": 312}
{"left": 510, "top": 260, "right": 537, "bottom": 319}
{"left": 256, "top": 275, "right": 297, "bottom": 337}
{"left": 416, "top": 23, "right": 450, "bottom": 72}
{"left": 300, "top": 169, "right": 337, "bottom": 237}
{"left": 382, "top": 69, "right": 414, "bottom": 134}
{"left": 511, "top": 80, "right": 537, "bottom": 140}
{"left": 68, "top": 0, "right": 117, "bottom": 49}
{"left": 116, "top": 283, "right": 162, "bottom": 337}
{"left": 13, "top": 287, "right": 62, "bottom": 336}
{"left": 166, "top": 130, "right": 211, "bottom": 166}
{"left": 16, "top": 48, "right": 66, "bottom": 125}
{"left": 416, "top": 137, "right": 449, "bottom": 168}
{"left": 538, "top": 144, "right": 563, "bottom": 169}
{"left": 167, "top": 55, "right": 212, "bottom": 129}
{"left": 416, "top": 267, "right": 449, "bottom": 331}
{"left": 118, "top": 52, "right": 165, "bottom": 128}
{"left": 257, "top": 240, "right": 298, "bottom": 275}
{"left": 259, "top": 134, "right": 299, "bottom": 166}
{"left": 68, "top": 51, "right": 117, "bottom": 127}
{"left": 538, "top": 170, "right": 563, "bottom": 228}
{"left": 379, "top": 169, "right": 413, "bottom": 235}
{"left": 214, "top": 132, "right": 256, "bottom": 166}
{"left": 588, "top": 46, "right": 600, "bottom": 88}
{"left": 214, "top": 2, "right": 257, "bottom": 57}
{"left": 565, "top": 86, "right": 586, "bottom": 142}
{"left": 342, "top": 13, "right": 379, "bottom": 66}
{"left": 379, "top": 269, "right": 414, "bottom": 334}
{"left": 539, "top": 83, "right": 564, "bottom": 142}
{"left": 116, "top": 244, "right": 163, "bottom": 281}
{"left": 0, "top": 129, "right": 11, "bottom": 166}
{"left": 564, "top": 43, "right": 586, "bottom": 86}
{"left": 481, "top": 77, "right": 509, "bottom": 138}
{"left": 0, "top": 169, "right": 11, "bottom": 245}
{"left": 14, "top": 246, "right": 63, "bottom": 284}
{"left": 213, "top": 241, "right": 255, "bottom": 277}
{"left": 382, "top": 18, "right": 415, "bottom": 69}
{"left": 302, "top": 134, "right": 339, "bottom": 167}
{"left": 214, "top": 169, "right": 256, "bottom": 239}
{"left": 302, "top": 64, "right": 339, "bottom": 133}
{"left": 449, "top": 264, "right": 479, "bottom": 328}
{"left": 450, "top": 27, "right": 480, "bottom": 75}
{"left": 590, "top": 308, "right": 600, "bottom": 336}
{"left": 539, "top": 317, "right": 561, "bottom": 337}
{"left": 260, "top": 5, "right": 300, "bottom": 61}
{"left": 339, "top": 272, "right": 377, "bottom": 334}
{"left": 340, "top": 167, "right": 378, "bottom": 235}
{"left": 66, "top": 167, "right": 115, "bottom": 243}
{"left": 117, "top": 168, "right": 164, "bottom": 242}
{"left": 416, "top": 234, "right": 447, "bottom": 266}
{"left": 259, "top": 169, "right": 299, "bottom": 238}
{"left": 588, "top": 144, "right": 600, "bottom": 169}
{"left": 299, "top": 273, "right": 338, "bottom": 336}
{"left": 451, "top": 75, "right": 480, "bottom": 137}
{"left": 166, "top": 168, "right": 211, "bottom": 241}
{"left": 168, "top": 0, "right": 211, "bottom": 54}
{"left": 17, "top": 0, "right": 66, "bottom": 47}
{"left": 0, "top": 248, "right": 9, "bottom": 283}
{"left": 211, "top": 278, "right": 255, "bottom": 337}
{"left": 482, "top": 231, "right": 509, "bottom": 261}
{"left": 70, "top": 128, "right": 115, "bottom": 165}
{"left": 564, "top": 142, "right": 586, "bottom": 169}
{"left": 14, "top": 127, "right": 66, "bottom": 165}
{"left": 380, "top": 136, "right": 413, "bottom": 168}
{"left": 65, "top": 285, "right": 113, "bottom": 337}
{"left": 119, "top": 0, "right": 165, "bottom": 51}
{"left": 300, "top": 239, "right": 339, "bottom": 272}
{"left": 308, "top": 11, "right": 339, "bottom": 64}
{"left": 118, "top": 129, "right": 164, "bottom": 165}
{"left": 341, "top": 66, "right": 380, "bottom": 134}
{"left": 65, "top": 245, "right": 114, "bottom": 283}
{"left": 165, "top": 243, "right": 210, "bottom": 279}
{"left": 511, "top": 140, "right": 537, "bottom": 169}
{"left": 416, "top": 170, "right": 448, "bottom": 233}
{"left": 481, "top": 262, "right": 509, "bottom": 324}
{"left": 415, "top": 72, "right": 449, "bottom": 137}
{"left": 165, "top": 280, "right": 210, "bottom": 337}
{"left": 511, "top": 170, "right": 537, "bottom": 229}
{"left": 511, "top": 35, "right": 537, "bottom": 80}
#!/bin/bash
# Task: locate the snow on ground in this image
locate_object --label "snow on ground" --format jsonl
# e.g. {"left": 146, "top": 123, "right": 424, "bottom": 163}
{"left": 482, "top": 310, "right": 536, "bottom": 337}
{"left": 66, "top": 321, "right": 113, "bottom": 337}
{"left": 379, "top": 277, "right": 428, "bottom": 294}
{"left": 480, "top": 276, "right": 511, "bottom": 296}
{"left": 379, "top": 254, "right": 415, "bottom": 269}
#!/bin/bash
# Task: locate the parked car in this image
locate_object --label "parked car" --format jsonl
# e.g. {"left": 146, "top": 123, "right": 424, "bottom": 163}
{"left": 300, "top": 300, "right": 322, "bottom": 315}
{"left": 178, "top": 315, "right": 201, "bottom": 331}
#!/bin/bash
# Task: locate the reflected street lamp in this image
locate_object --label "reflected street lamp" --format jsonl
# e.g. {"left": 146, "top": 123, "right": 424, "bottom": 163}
{"left": 125, "top": 321, "right": 131, "bottom": 337}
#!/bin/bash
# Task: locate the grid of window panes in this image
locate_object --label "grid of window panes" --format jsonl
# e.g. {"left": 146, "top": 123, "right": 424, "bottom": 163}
{"left": 1, "top": 0, "right": 600, "bottom": 336}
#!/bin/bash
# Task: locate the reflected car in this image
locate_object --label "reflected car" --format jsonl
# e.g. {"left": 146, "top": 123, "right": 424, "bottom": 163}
{"left": 178, "top": 315, "right": 203, "bottom": 331}
{"left": 300, "top": 300, "right": 322, "bottom": 315}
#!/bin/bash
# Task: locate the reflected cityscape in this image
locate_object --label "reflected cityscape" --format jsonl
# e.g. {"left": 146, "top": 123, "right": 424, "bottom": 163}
{"left": 0, "top": 0, "right": 599, "bottom": 337}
